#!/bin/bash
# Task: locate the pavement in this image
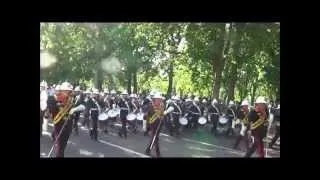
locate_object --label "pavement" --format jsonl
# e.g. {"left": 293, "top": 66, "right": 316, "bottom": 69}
{"left": 40, "top": 118, "right": 280, "bottom": 158}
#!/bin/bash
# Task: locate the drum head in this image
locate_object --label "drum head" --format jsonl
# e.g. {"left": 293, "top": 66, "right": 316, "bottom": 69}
{"left": 127, "top": 113, "right": 136, "bottom": 121}
{"left": 198, "top": 117, "right": 207, "bottom": 125}
{"left": 116, "top": 108, "right": 121, "bottom": 115}
{"left": 179, "top": 117, "right": 188, "bottom": 125}
{"left": 219, "top": 117, "right": 228, "bottom": 124}
{"left": 108, "top": 110, "right": 117, "bottom": 118}
{"left": 98, "top": 113, "right": 108, "bottom": 121}
{"left": 136, "top": 113, "right": 144, "bottom": 121}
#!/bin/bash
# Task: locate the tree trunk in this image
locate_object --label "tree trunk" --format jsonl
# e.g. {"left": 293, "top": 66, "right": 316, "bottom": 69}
{"left": 95, "top": 67, "right": 103, "bottom": 91}
{"left": 227, "top": 23, "right": 242, "bottom": 102}
{"left": 127, "top": 71, "right": 132, "bottom": 95}
{"left": 239, "top": 86, "right": 243, "bottom": 102}
{"left": 251, "top": 83, "right": 257, "bottom": 105}
{"left": 224, "top": 94, "right": 228, "bottom": 104}
{"left": 276, "top": 87, "right": 280, "bottom": 101}
{"left": 166, "top": 62, "right": 174, "bottom": 99}
{"left": 212, "top": 23, "right": 232, "bottom": 100}
{"left": 133, "top": 70, "right": 138, "bottom": 94}
{"left": 179, "top": 88, "right": 183, "bottom": 99}
{"left": 108, "top": 74, "right": 114, "bottom": 91}
{"left": 227, "top": 64, "right": 238, "bottom": 102}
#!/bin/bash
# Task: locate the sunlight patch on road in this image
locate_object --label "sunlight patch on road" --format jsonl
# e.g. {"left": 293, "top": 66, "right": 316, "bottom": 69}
{"left": 162, "top": 137, "right": 175, "bottom": 143}
{"left": 79, "top": 149, "right": 94, "bottom": 156}
{"left": 181, "top": 138, "right": 244, "bottom": 156}
{"left": 191, "top": 154, "right": 211, "bottom": 158}
{"left": 97, "top": 153, "right": 105, "bottom": 157}
{"left": 187, "top": 146, "right": 216, "bottom": 152}
{"left": 99, "top": 139, "right": 150, "bottom": 158}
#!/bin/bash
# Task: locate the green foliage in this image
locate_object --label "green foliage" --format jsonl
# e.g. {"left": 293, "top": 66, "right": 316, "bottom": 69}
{"left": 40, "top": 23, "right": 279, "bottom": 100}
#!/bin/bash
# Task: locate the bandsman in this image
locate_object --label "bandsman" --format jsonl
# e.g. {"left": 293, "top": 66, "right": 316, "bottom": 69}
{"left": 244, "top": 96, "right": 269, "bottom": 158}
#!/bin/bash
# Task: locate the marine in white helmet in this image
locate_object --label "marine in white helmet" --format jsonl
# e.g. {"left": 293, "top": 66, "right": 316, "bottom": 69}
{"left": 224, "top": 100, "right": 237, "bottom": 136}
{"left": 233, "top": 99, "right": 251, "bottom": 149}
{"left": 185, "top": 96, "right": 201, "bottom": 129}
{"left": 40, "top": 81, "right": 48, "bottom": 137}
{"left": 244, "top": 96, "right": 269, "bottom": 158}
{"left": 118, "top": 89, "right": 136, "bottom": 138}
{"left": 208, "top": 98, "right": 220, "bottom": 134}
{"left": 71, "top": 86, "right": 84, "bottom": 136}
{"left": 51, "top": 82, "right": 85, "bottom": 157}
{"left": 144, "top": 91, "right": 169, "bottom": 157}
{"left": 86, "top": 88, "right": 101, "bottom": 141}
{"left": 269, "top": 100, "right": 280, "bottom": 149}
{"left": 165, "top": 95, "right": 182, "bottom": 137}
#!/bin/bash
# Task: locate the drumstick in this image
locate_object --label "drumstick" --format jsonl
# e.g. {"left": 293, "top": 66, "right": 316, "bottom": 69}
{"left": 149, "top": 119, "right": 163, "bottom": 151}
{"left": 47, "top": 118, "right": 70, "bottom": 157}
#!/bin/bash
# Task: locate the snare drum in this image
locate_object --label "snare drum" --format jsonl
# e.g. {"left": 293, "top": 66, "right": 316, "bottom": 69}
{"left": 108, "top": 109, "right": 118, "bottom": 118}
{"left": 179, "top": 117, "right": 188, "bottom": 125}
{"left": 98, "top": 113, "right": 108, "bottom": 121}
{"left": 218, "top": 116, "right": 228, "bottom": 124}
{"left": 198, "top": 116, "right": 207, "bottom": 125}
{"left": 126, "top": 113, "right": 137, "bottom": 121}
{"left": 136, "top": 113, "right": 144, "bottom": 121}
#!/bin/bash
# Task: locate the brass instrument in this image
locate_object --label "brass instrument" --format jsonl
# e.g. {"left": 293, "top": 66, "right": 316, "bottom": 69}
{"left": 53, "top": 97, "right": 73, "bottom": 125}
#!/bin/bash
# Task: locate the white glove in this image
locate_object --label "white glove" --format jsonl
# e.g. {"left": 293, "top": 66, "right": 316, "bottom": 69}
{"left": 164, "top": 106, "right": 174, "bottom": 115}
{"left": 69, "top": 105, "right": 86, "bottom": 115}
{"left": 240, "top": 123, "right": 247, "bottom": 136}
{"left": 69, "top": 108, "right": 75, "bottom": 115}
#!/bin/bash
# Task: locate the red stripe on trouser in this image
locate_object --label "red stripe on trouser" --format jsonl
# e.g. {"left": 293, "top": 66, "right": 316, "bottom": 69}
{"left": 253, "top": 133, "right": 265, "bottom": 158}
{"left": 53, "top": 119, "right": 72, "bottom": 157}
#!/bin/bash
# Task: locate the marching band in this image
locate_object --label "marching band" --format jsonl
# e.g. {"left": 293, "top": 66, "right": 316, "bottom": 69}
{"left": 40, "top": 81, "right": 280, "bottom": 158}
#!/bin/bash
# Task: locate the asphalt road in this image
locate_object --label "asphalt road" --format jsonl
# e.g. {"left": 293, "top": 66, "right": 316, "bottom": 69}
{"left": 40, "top": 118, "right": 280, "bottom": 158}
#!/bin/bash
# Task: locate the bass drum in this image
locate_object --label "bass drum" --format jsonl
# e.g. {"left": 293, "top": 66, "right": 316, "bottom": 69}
{"left": 136, "top": 112, "right": 144, "bottom": 121}
{"left": 127, "top": 113, "right": 137, "bottom": 121}
{"left": 198, "top": 116, "right": 207, "bottom": 125}
{"left": 179, "top": 117, "right": 188, "bottom": 125}
{"left": 98, "top": 113, "right": 109, "bottom": 121}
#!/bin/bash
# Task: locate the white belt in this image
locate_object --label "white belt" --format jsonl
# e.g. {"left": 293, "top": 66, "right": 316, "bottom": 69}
{"left": 120, "top": 108, "right": 129, "bottom": 110}
{"left": 90, "top": 108, "right": 98, "bottom": 110}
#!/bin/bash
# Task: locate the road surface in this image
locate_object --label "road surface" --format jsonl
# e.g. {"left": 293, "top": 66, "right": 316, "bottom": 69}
{"left": 40, "top": 119, "right": 280, "bottom": 158}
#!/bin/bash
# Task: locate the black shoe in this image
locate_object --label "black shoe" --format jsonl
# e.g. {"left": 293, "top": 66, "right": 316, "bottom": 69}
{"left": 118, "top": 132, "right": 122, "bottom": 137}
{"left": 104, "top": 129, "right": 108, "bottom": 134}
{"left": 145, "top": 149, "right": 151, "bottom": 156}
{"left": 133, "top": 129, "right": 137, "bottom": 134}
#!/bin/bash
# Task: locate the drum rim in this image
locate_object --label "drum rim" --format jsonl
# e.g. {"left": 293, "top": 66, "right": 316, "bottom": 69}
{"left": 179, "top": 117, "right": 188, "bottom": 125}
{"left": 98, "top": 113, "right": 108, "bottom": 121}
{"left": 136, "top": 113, "right": 144, "bottom": 121}
{"left": 198, "top": 117, "right": 207, "bottom": 124}
{"left": 219, "top": 117, "right": 228, "bottom": 124}
{"left": 127, "top": 113, "right": 137, "bottom": 121}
